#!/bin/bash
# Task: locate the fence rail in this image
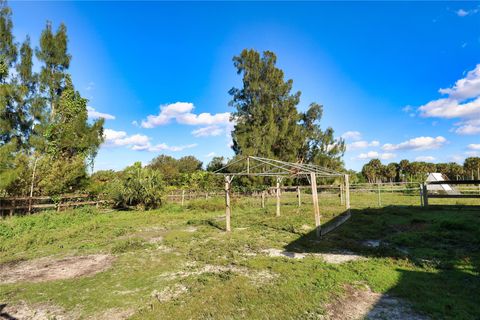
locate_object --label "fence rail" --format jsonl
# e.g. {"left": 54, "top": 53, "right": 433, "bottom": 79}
{"left": 0, "top": 194, "right": 107, "bottom": 217}
{"left": 421, "top": 180, "right": 480, "bottom": 206}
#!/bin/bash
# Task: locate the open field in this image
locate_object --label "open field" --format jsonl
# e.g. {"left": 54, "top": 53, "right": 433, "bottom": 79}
{"left": 0, "top": 194, "right": 479, "bottom": 319}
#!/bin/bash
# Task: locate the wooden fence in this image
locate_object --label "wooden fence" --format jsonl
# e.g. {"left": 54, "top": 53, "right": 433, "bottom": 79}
{"left": 0, "top": 194, "right": 107, "bottom": 217}
{"left": 421, "top": 180, "right": 480, "bottom": 207}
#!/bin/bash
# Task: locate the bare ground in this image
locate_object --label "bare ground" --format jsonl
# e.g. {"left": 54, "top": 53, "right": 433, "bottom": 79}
{"left": 0, "top": 254, "right": 115, "bottom": 284}
{"left": 0, "top": 301, "right": 71, "bottom": 320}
{"left": 261, "top": 248, "right": 364, "bottom": 264}
{"left": 159, "top": 263, "right": 277, "bottom": 285}
{"left": 324, "top": 284, "right": 430, "bottom": 320}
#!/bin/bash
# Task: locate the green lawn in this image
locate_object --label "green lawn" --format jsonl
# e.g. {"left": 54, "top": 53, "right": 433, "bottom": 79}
{"left": 0, "top": 194, "right": 479, "bottom": 319}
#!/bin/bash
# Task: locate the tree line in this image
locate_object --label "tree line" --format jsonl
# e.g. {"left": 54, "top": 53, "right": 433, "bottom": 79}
{"left": 359, "top": 158, "right": 480, "bottom": 183}
{"left": 0, "top": 1, "right": 103, "bottom": 196}
{"left": 0, "top": 4, "right": 347, "bottom": 212}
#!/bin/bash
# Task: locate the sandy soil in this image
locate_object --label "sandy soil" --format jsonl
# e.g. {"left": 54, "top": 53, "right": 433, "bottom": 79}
{"left": 325, "top": 284, "right": 430, "bottom": 320}
{"left": 0, "top": 254, "right": 115, "bottom": 284}
{"left": 262, "top": 248, "right": 364, "bottom": 264}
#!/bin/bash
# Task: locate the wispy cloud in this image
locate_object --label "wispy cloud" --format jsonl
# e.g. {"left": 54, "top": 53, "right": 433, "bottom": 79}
{"left": 87, "top": 106, "right": 115, "bottom": 120}
{"left": 455, "top": 8, "right": 478, "bottom": 17}
{"left": 341, "top": 131, "right": 362, "bottom": 141}
{"left": 103, "top": 128, "right": 196, "bottom": 152}
{"left": 205, "top": 152, "right": 216, "bottom": 158}
{"left": 382, "top": 136, "right": 447, "bottom": 151}
{"left": 141, "top": 102, "right": 230, "bottom": 128}
{"left": 417, "top": 64, "right": 480, "bottom": 135}
{"left": 356, "top": 151, "right": 396, "bottom": 160}
{"left": 192, "top": 125, "right": 223, "bottom": 137}
{"left": 467, "top": 143, "right": 480, "bottom": 150}
{"left": 347, "top": 140, "right": 380, "bottom": 151}
{"left": 415, "top": 156, "right": 436, "bottom": 162}
{"left": 132, "top": 143, "right": 197, "bottom": 152}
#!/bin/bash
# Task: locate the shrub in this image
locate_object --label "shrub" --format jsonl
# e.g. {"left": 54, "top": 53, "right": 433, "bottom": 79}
{"left": 117, "top": 162, "right": 165, "bottom": 210}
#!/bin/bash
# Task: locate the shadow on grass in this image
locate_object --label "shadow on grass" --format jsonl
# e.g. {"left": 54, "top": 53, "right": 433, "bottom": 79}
{"left": 284, "top": 206, "right": 480, "bottom": 319}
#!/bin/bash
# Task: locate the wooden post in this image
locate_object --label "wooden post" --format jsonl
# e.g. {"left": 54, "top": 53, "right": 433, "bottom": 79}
{"left": 377, "top": 182, "right": 381, "bottom": 207}
{"left": 340, "top": 184, "right": 344, "bottom": 205}
{"left": 261, "top": 191, "right": 265, "bottom": 209}
{"left": 276, "top": 177, "right": 281, "bottom": 217}
{"left": 422, "top": 183, "right": 429, "bottom": 207}
{"left": 181, "top": 190, "right": 185, "bottom": 206}
{"left": 344, "top": 174, "right": 350, "bottom": 210}
{"left": 297, "top": 186, "right": 301, "bottom": 207}
{"left": 10, "top": 199, "right": 15, "bottom": 217}
{"left": 310, "top": 172, "right": 321, "bottom": 237}
{"left": 225, "top": 176, "right": 231, "bottom": 232}
{"left": 419, "top": 183, "right": 424, "bottom": 206}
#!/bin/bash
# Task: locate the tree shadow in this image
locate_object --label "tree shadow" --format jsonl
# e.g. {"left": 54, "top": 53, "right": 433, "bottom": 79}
{"left": 284, "top": 206, "right": 480, "bottom": 319}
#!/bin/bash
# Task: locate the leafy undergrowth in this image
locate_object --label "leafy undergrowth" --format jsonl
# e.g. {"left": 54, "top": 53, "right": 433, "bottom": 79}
{"left": 0, "top": 195, "right": 478, "bottom": 319}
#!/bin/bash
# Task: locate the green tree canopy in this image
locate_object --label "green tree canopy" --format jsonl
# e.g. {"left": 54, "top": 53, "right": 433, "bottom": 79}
{"left": 229, "top": 49, "right": 345, "bottom": 169}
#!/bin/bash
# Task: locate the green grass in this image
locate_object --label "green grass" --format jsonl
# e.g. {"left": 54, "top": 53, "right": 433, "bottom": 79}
{"left": 0, "top": 194, "right": 479, "bottom": 319}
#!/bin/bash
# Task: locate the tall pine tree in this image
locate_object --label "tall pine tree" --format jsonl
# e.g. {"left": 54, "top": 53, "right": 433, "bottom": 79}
{"left": 229, "top": 49, "right": 345, "bottom": 169}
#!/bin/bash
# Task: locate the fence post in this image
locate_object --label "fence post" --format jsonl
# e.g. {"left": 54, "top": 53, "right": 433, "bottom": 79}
{"left": 276, "top": 177, "right": 281, "bottom": 217}
{"left": 225, "top": 176, "right": 231, "bottom": 232}
{"left": 422, "top": 183, "right": 429, "bottom": 207}
{"left": 261, "top": 191, "right": 265, "bottom": 209}
{"left": 10, "top": 199, "right": 15, "bottom": 217}
{"left": 297, "top": 186, "right": 301, "bottom": 207}
{"left": 340, "top": 184, "right": 344, "bottom": 205}
{"left": 181, "top": 190, "right": 185, "bottom": 206}
{"left": 377, "top": 182, "right": 382, "bottom": 207}
{"left": 419, "top": 184, "right": 424, "bottom": 206}
{"left": 344, "top": 174, "right": 350, "bottom": 210}
{"left": 310, "top": 172, "right": 321, "bottom": 237}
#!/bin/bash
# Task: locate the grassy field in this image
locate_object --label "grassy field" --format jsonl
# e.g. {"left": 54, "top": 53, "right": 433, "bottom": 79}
{"left": 0, "top": 193, "right": 479, "bottom": 319}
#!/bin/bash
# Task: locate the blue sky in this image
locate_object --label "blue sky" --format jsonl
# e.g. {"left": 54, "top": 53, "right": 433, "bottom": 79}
{"left": 11, "top": 1, "right": 480, "bottom": 171}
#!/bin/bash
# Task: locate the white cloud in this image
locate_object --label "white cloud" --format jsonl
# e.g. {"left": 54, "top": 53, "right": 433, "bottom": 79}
{"left": 467, "top": 144, "right": 480, "bottom": 150}
{"left": 456, "top": 9, "right": 469, "bottom": 17}
{"left": 205, "top": 152, "right": 216, "bottom": 158}
{"left": 103, "top": 129, "right": 150, "bottom": 147}
{"left": 456, "top": 8, "right": 478, "bottom": 17}
{"left": 356, "top": 151, "right": 396, "bottom": 160}
{"left": 347, "top": 140, "right": 380, "bottom": 150}
{"left": 415, "top": 156, "right": 436, "bottom": 162}
{"left": 382, "top": 136, "right": 447, "bottom": 151}
{"left": 341, "top": 131, "right": 362, "bottom": 141}
{"left": 141, "top": 102, "right": 230, "bottom": 128}
{"left": 455, "top": 118, "right": 480, "bottom": 135}
{"left": 86, "top": 82, "right": 95, "bottom": 91}
{"left": 417, "top": 65, "right": 480, "bottom": 135}
{"left": 103, "top": 128, "right": 196, "bottom": 152}
{"left": 135, "top": 143, "right": 198, "bottom": 152}
{"left": 192, "top": 125, "right": 223, "bottom": 137}
{"left": 87, "top": 106, "right": 115, "bottom": 120}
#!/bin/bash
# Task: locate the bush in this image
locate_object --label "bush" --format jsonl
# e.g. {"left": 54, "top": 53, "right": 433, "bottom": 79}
{"left": 116, "top": 162, "right": 165, "bottom": 210}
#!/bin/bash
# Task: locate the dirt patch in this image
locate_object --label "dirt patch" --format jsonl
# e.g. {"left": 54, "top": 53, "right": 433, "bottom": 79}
{"left": 89, "top": 308, "right": 134, "bottom": 320}
{"left": 148, "top": 236, "right": 164, "bottom": 244}
{"left": 0, "top": 254, "right": 115, "bottom": 284}
{"left": 159, "top": 264, "right": 277, "bottom": 285}
{"left": 184, "top": 226, "right": 197, "bottom": 232}
{"left": 0, "top": 301, "right": 72, "bottom": 320}
{"left": 262, "top": 248, "right": 364, "bottom": 264}
{"left": 325, "top": 284, "right": 429, "bottom": 320}
{"left": 151, "top": 284, "right": 188, "bottom": 302}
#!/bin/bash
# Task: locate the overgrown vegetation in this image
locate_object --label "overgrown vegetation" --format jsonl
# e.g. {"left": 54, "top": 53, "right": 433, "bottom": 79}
{"left": 0, "top": 195, "right": 478, "bottom": 319}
